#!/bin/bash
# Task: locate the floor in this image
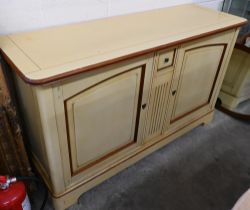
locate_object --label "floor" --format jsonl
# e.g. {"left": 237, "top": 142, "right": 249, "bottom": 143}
{"left": 31, "top": 100, "right": 250, "bottom": 210}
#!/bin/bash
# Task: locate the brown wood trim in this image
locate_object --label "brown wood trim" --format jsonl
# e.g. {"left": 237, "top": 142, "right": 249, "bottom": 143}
{"left": 51, "top": 110, "right": 214, "bottom": 198}
{"left": 0, "top": 21, "right": 247, "bottom": 86}
{"left": 185, "top": 43, "right": 227, "bottom": 52}
{"left": 0, "top": 50, "right": 34, "bottom": 84}
{"left": 208, "top": 44, "right": 227, "bottom": 101}
{"left": 71, "top": 141, "right": 135, "bottom": 176}
{"left": 64, "top": 65, "right": 146, "bottom": 176}
{"left": 171, "top": 102, "right": 209, "bottom": 123}
{"left": 133, "top": 64, "right": 146, "bottom": 141}
{"left": 64, "top": 94, "right": 74, "bottom": 175}
{"left": 170, "top": 43, "right": 227, "bottom": 123}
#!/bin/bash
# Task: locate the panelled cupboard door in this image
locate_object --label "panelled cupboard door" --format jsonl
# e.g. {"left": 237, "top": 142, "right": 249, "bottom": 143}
{"left": 53, "top": 55, "right": 153, "bottom": 185}
{"left": 163, "top": 30, "right": 234, "bottom": 134}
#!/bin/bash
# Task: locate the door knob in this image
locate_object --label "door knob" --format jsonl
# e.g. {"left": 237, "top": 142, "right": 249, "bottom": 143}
{"left": 164, "top": 58, "right": 169, "bottom": 63}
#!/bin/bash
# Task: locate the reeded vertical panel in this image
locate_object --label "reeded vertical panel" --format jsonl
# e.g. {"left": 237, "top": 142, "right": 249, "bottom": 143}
{"left": 144, "top": 71, "right": 173, "bottom": 142}
{"left": 148, "top": 83, "right": 167, "bottom": 135}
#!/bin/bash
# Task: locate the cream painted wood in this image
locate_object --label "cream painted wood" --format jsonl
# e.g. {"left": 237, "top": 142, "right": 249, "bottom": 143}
{"left": 0, "top": 36, "right": 40, "bottom": 74}
{"left": 220, "top": 48, "right": 250, "bottom": 109}
{"left": 172, "top": 45, "right": 223, "bottom": 118}
{"left": 13, "top": 76, "right": 49, "bottom": 173}
{"left": 163, "top": 30, "right": 236, "bottom": 134}
{"left": 0, "top": 4, "right": 246, "bottom": 82}
{"left": 33, "top": 87, "right": 67, "bottom": 194}
{"left": 52, "top": 54, "right": 154, "bottom": 188}
{"left": 157, "top": 49, "right": 175, "bottom": 69}
{"left": 12, "top": 29, "right": 239, "bottom": 209}
{"left": 208, "top": 29, "right": 240, "bottom": 110}
{"left": 13, "top": 75, "right": 66, "bottom": 194}
{"left": 143, "top": 70, "right": 174, "bottom": 142}
{"left": 142, "top": 46, "right": 177, "bottom": 142}
{"left": 66, "top": 68, "right": 141, "bottom": 173}
{"left": 51, "top": 112, "right": 214, "bottom": 210}
{"left": 4, "top": 5, "right": 244, "bottom": 210}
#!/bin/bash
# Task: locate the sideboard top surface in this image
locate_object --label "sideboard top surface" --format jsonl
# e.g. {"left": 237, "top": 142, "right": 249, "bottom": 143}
{"left": 0, "top": 4, "right": 246, "bottom": 84}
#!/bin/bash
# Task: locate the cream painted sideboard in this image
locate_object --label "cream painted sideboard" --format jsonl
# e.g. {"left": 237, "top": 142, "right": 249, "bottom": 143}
{"left": 0, "top": 4, "right": 246, "bottom": 210}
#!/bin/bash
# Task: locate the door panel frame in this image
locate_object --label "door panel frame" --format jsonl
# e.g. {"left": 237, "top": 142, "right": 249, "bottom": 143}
{"left": 171, "top": 43, "right": 227, "bottom": 123}
{"left": 52, "top": 54, "right": 154, "bottom": 186}
{"left": 64, "top": 66, "right": 146, "bottom": 176}
{"left": 162, "top": 30, "right": 235, "bottom": 135}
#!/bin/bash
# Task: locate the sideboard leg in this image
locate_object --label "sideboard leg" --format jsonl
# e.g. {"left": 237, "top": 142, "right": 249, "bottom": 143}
{"left": 202, "top": 111, "right": 214, "bottom": 125}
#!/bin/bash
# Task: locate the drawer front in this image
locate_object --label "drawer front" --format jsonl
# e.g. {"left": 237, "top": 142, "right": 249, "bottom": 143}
{"left": 157, "top": 49, "right": 176, "bottom": 70}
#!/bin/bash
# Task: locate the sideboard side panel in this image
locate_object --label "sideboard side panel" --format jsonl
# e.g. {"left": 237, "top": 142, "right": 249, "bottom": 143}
{"left": 34, "top": 87, "right": 66, "bottom": 194}
{"left": 13, "top": 76, "right": 67, "bottom": 194}
{"left": 13, "top": 76, "right": 50, "bottom": 179}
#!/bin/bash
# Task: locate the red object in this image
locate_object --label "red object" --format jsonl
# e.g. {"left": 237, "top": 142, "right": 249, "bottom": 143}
{"left": 0, "top": 181, "right": 26, "bottom": 210}
{"left": 0, "top": 176, "right": 7, "bottom": 185}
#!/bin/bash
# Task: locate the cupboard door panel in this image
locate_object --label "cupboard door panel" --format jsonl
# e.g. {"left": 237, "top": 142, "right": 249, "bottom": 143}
{"left": 162, "top": 31, "right": 236, "bottom": 135}
{"left": 172, "top": 45, "right": 225, "bottom": 120}
{"left": 65, "top": 68, "right": 143, "bottom": 173}
{"left": 53, "top": 55, "right": 154, "bottom": 182}
{"left": 162, "top": 36, "right": 231, "bottom": 134}
{"left": 65, "top": 67, "right": 143, "bottom": 174}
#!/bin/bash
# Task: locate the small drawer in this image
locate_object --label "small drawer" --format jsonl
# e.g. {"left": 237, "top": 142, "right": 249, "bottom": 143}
{"left": 157, "top": 49, "right": 175, "bottom": 70}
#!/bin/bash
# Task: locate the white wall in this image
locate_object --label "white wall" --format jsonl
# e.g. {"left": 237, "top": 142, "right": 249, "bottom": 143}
{"left": 0, "top": 0, "right": 224, "bottom": 35}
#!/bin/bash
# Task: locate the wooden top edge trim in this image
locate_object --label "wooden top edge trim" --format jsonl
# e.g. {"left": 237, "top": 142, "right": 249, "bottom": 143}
{"left": 1, "top": 21, "right": 247, "bottom": 86}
